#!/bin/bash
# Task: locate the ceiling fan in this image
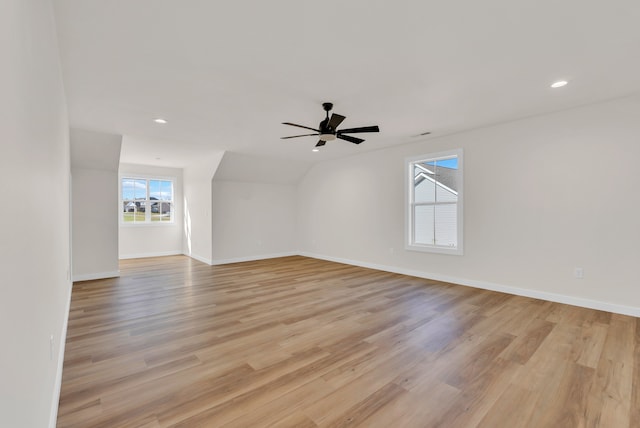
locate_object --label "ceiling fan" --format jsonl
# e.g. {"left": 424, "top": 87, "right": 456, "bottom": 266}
{"left": 281, "top": 102, "right": 380, "bottom": 147}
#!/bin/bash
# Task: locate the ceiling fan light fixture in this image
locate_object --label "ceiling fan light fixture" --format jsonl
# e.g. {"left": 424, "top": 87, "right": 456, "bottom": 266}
{"left": 319, "top": 134, "right": 336, "bottom": 141}
{"left": 312, "top": 148, "right": 320, "bottom": 152}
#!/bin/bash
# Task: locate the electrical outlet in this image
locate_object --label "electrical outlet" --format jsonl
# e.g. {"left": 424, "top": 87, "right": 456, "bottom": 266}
{"left": 574, "top": 267, "right": 584, "bottom": 279}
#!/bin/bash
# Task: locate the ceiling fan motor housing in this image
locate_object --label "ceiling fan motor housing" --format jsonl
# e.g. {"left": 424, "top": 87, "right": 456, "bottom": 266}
{"left": 319, "top": 104, "right": 337, "bottom": 140}
{"left": 318, "top": 118, "right": 337, "bottom": 141}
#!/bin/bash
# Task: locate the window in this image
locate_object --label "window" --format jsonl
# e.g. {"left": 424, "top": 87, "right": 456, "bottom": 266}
{"left": 121, "top": 177, "right": 174, "bottom": 224}
{"left": 406, "top": 149, "right": 463, "bottom": 254}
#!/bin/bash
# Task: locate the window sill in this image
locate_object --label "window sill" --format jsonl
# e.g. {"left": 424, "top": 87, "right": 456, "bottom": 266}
{"left": 120, "top": 222, "right": 176, "bottom": 228}
{"left": 405, "top": 243, "right": 463, "bottom": 256}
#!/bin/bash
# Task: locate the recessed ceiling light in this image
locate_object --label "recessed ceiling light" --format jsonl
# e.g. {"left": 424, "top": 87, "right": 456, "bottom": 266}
{"left": 154, "top": 118, "right": 168, "bottom": 124}
{"left": 550, "top": 80, "right": 568, "bottom": 88}
{"left": 312, "top": 148, "right": 320, "bottom": 152}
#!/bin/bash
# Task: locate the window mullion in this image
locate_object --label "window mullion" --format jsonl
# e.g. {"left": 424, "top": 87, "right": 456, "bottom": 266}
{"left": 433, "top": 163, "right": 437, "bottom": 245}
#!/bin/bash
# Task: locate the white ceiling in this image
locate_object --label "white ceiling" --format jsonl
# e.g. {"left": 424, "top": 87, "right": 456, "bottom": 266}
{"left": 53, "top": 0, "right": 640, "bottom": 168}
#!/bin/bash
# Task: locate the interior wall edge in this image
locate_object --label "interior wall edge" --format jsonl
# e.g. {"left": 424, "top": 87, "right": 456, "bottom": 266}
{"left": 72, "top": 271, "right": 120, "bottom": 282}
{"left": 119, "top": 251, "right": 183, "bottom": 260}
{"left": 211, "top": 251, "right": 299, "bottom": 266}
{"left": 186, "top": 253, "right": 214, "bottom": 266}
{"left": 48, "top": 279, "right": 72, "bottom": 428}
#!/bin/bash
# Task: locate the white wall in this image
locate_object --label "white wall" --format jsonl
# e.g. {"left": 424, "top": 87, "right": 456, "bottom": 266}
{"left": 214, "top": 151, "right": 312, "bottom": 185}
{"left": 72, "top": 168, "right": 120, "bottom": 279}
{"left": 119, "top": 163, "right": 184, "bottom": 259}
{"left": 0, "top": 0, "right": 71, "bottom": 426}
{"left": 298, "top": 95, "right": 640, "bottom": 315}
{"left": 212, "top": 181, "right": 297, "bottom": 263}
{"left": 71, "top": 129, "right": 122, "bottom": 281}
{"left": 210, "top": 152, "right": 308, "bottom": 264}
{"left": 183, "top": 152, "right": 224, "bottom": 264}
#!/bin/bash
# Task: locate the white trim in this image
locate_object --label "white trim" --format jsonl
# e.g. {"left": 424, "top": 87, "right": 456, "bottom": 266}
{"left": 72, "top": 271, "right": 120, "bottom": 282}
{"left": 119, "top": 251, "right": 182, "bottom": 260}
{"left": 212, "top": 251, "right": 298, "bottom": 266}
{"left": 49, "top": 279, "right": 72, "bottom": 428}
{"left": 299, "top": 252, "right": 640, "bottom": 318}
{"left": 187, "top": 253, "right": 213, "bottom": 265}
{"left": 119, "top": 222, "right": 178, "bottom": 228}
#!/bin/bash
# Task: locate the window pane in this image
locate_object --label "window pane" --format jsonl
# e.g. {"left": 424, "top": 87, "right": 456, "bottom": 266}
{"left": 122, "top": 202, "right": 144, "bottom": 222}
{"left": 149, "top": 180, "right": 161, "bottom": 200}
{"left": 149, "top": 180, "right": 173, "bottom": 200}
{"left": 434, "top": 157, "right": 459, "bottom": 202}
{"left": 160, "top": 202, "right": 172, "bottom": 221}
{"left": 122, "top": 178, "right": 147, "bottom": 201}
{"left": 151, "top": 202, "right": 172, "bottom": 221}
{"left": 122, "top": 201, "right": 134, "bottom": 222}
{"left": 122, "top": 180, "right": 134, "bottom": 200}
{"left": 161, "top": 181, "right": 173, "bottom": 201}
{"left": 413, "top": 205, "right": 434, "bottom": 245}
{"left": 134, "top": 179, "right": 146, "bottom": 199}
{"left": 162, "top": 201, "right": 172, "bottom": 215}
{"left": 435, "top": 204, "right": 457, "bottom": 247}
{"left": 413, "top": 164, "right": 436, "bottom": 203}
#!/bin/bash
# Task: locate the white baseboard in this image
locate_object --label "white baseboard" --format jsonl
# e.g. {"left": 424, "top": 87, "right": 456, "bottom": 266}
{"left": 92, "top": 248, "right": 640, "bottom": 317}
{"left": 299, "top": 252, "right": 640, "bottom": 318}
{"left": 72, "top": 271, "right": 120, "bottom": 282}
{"left": 49, "top": 279, "right": 72, "bottom": 428}
{"left": 119, "top": 250, "right": 182, "bottom": 260}
{"left": 187, "top": 253, "right": 213, "bottom": 265}
{"left": 212, "top": 251, "right": 298, "bottom": 266}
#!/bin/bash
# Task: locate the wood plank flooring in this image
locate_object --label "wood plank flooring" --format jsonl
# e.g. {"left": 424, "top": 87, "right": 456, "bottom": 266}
{"left": 57, "top": 255, "right": 640, "bottom": 427}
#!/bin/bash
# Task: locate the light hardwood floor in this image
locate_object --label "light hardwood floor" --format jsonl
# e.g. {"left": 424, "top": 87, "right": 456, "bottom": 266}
{"left": 57, "top": 255, "right": 640, "bottom": 427}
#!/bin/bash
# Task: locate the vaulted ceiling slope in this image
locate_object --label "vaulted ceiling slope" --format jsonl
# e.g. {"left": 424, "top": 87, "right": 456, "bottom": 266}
{"left": 53, "top": 0, "right": 640, "bottom": 167}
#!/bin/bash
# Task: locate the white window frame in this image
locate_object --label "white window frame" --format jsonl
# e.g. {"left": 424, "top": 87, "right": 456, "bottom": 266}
{"left": 120, "top": 176, "right": 176, "bottom": 226}
{"left": 405, "top": 148, "right": 464, "bottom": 255}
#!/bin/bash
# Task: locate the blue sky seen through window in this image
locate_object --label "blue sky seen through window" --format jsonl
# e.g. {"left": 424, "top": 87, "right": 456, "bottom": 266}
{"left": 122, "top": 179, "right": 173, "bottom": 200}
{"left": 122, "top": 179, "right": 146, "bottom": 200}
{"left": 425, "top": 158, "right": 458, "bottom": 169}
{"left": 149, "top": 180, "right": 173, "bottom": 200}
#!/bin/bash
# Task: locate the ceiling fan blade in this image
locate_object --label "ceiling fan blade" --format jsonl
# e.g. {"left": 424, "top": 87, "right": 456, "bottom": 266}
{"left": 281, "top": 133, "right": 319, "bottom": 139}
{"left": 337, "top": 134, "right": 364, "bottom": 144}
{"left": 282, "top": 122, "right": 320, "bottom": 133}
{"left": 337, "top": 125, "right": 380, "bottom": 134}
{"left": 327, "top": 113, "right": 346, "bottom": 130}
{"left": 315, "top": 140, "right": 326, "bottom": 147}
